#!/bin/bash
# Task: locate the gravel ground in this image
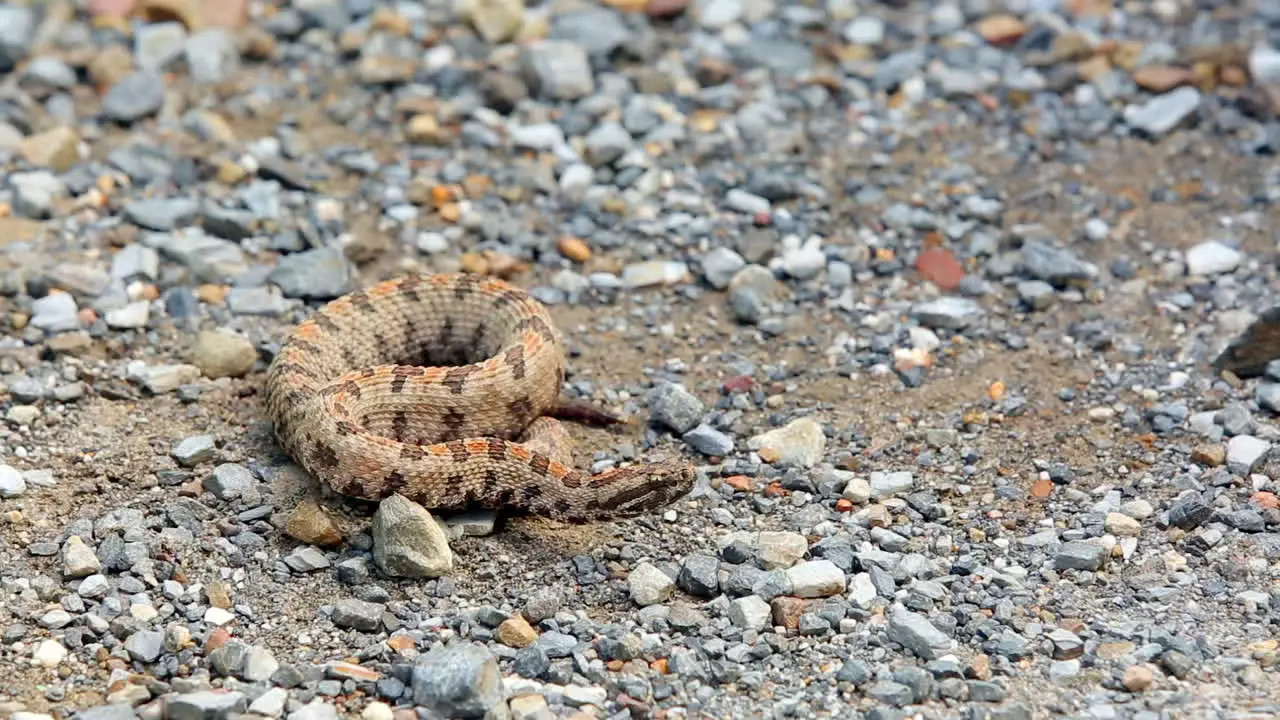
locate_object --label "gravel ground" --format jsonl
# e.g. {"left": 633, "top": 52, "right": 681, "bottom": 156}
{"left": 1, "top": 1, "right": 1280, "bottom": 719}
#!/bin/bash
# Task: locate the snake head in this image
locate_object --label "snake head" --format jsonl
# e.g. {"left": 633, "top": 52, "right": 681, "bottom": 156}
{"left": 596, "top": 460, "right": 698, "bottom": 518}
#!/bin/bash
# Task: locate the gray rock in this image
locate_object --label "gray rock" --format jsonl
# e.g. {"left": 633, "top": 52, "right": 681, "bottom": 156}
{"left": 124, "top": 629, "right": 165, "bottom": 663}
{"left": 208, "top": 641, "right": 249, "bottom": 677}
{"left": 111, "top": 244, "right": 160, "bottom": 282}
{"left": 168, "top": 690, "right": 247, "bottom": 720}
{"left": 1257, "top": 383, "right": 1280, "bottom": 413}
{"left": 1227, "top": 435, "right": 1271, "bottom": 475}
{"left": 288, "top": 700, "right": 340, "bottom": 720}
{"left": 1172, "top": 491, "right": 1208, "bottom": 527}
{"left": 522, "top": 41, "right": 595, "bottom": 100}
{"left": 725, "top": 189, "right": 771, "bottom": 215}
{"left": 677, "top": 554, "right": 720, "bottom": 597}
{"left": 206, "top": 464, "right": 255, "bottom": 500}
{"left": 583, "top": 122, "right": 632, "bottom": 166}
{"left": 887, "top": 608, "right": 952, "bottom": 660}
{"left": 870, "top": 471, "right": 914, "bottom": 499}
{"left": 1019, "top": 240, "right": 1097, "bottom": 285}
{"left": 102, "top": 71, "right": 167, "bottom": 123}
{"left": 30, "top": 292, "right": 80, "bottom": 333}
{"left": 268, "top": 246, "right": 353, "bottom": 300}
{"left": 283, "top": 547, "right": 330, "bottom": 572}
{"left": 683, "top": 424, "right": 735, "bottom": 456}
{"left": 867, "top": 680, "right": 913, "bottom": 706}
{"left": 701, "top": 245, "right": 747, "bottom": 288}
{"left": 123, "top": 197, "right": 199, "bottom": 231}
{"left": 629, "top": 562, "right": 675, "bottom": 606}
{"left": 648, "top": 383, "right": 704, "bottom": 434}
{"left": 411, "top": 643, "right": 506, "bottom": 718}
{"left": 135, "top": 21, "right": 187, "bottom": 71}
{"left": 11, "top": 171, "right": 66, "bottom": 219}
{"left": 70, "top": 704, "right": 138, "bottom": 720}
{"left": 185, "top": 30, "right": 239, "bottom": 83}
{"left": 372, "top": 494, "right": 453, "bottom": 578}
{"left": 24, "top": 57, "right": 78, "bottom": 89}
{"left": 1218, "top": 403, "right": 1256, "bottom": 436}
{"left": 227, "top": 287, "right": 288, "bottom": 316}
{"left": 0, "top": 6, "right": 36, "bottom": 72}
{"left": 156, "top": 232, "right": 249, "bottom": 284}
{"left": 248, "top": 687, "right": 289, "bottom": 716}
{"left": 1054, "top": 541, "right": 1106, "bottom": 571}
{"left": 843, "top": 15, "right": 885, "bottom": 44}
{"left": 912, "top": 297, "right": 982, "bottom": 330}
{"left": 172, "top": 435, "right": 217, "bottom": 467}
{"left": 332, "top": 598, "right": 384, "bottom": 632}
{"left": 1017, "top": 280, "right": 1056, "bottom": 309}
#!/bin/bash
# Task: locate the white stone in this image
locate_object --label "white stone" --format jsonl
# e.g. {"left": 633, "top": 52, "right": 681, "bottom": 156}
{"left": 848, "top": 572, "right": 877, "bottom": 609}
{"left": 628, "top": 562, "right": 675, "bottom": 607}
{"left": 204, "top": 606, "right": 235, "bottom": 625}
{"left": 728, "top": 595, "right": 771, "bottom": 631}
{"left": 1185, "top": 240, "right": 1242, "bottom": 276}
{"left": 0, "top": 464, "right": 26, "bottom": 498}
{"left": 33, "top": 640, "right": 67, "bottom": 667}
{"left": 1227, "top": 435, "right": 1271, "bottom": 475}
{"left": 786, "top": 560, "right": 847, "bottom": 598}
{"left": 249, "top": 687, "right": 288, "bottom": 717}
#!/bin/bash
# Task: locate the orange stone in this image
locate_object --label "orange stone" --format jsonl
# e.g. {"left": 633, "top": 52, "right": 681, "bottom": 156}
{"left": 975, "top": 14, "right": 1026, "bottom": 46}
{"left": 1191, "top": 445, "right": 1225, "bottom": 467}
{"left": 1030, "top": 478, "right": 1053, "bottom": 499}
{"left": 387, "top": 635, "right": 416, "bottom": 652}
{"left": 763, "top": 481, "right": 790, "bottom": 497}
{"left": 1251, "top": 491, "right": 1279, "bottom": 510}
{"left": 204, "top": 627, "right": 231, "bottom": 652}
{"left": 196, "top": 284, "right": 228, "bottom": 305}
{"left": 1133, "top": 65, "right": 1193, "bottom": 92}
{"left": 557, "top": 236, "right": 592, "bottom": 262}
{"left": 835, "top": 498, "right": 854, "bottom": 512}
{"left": 725, "top": 475, "right": 753, "bottom": 492}
{"left": 915, "top": 248, "right": 965, "bottom": 291}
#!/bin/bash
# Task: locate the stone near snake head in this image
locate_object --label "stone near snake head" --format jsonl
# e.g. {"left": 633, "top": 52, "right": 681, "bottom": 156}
{"left": 263, "top": 272, "right": 697, "bottom": 523}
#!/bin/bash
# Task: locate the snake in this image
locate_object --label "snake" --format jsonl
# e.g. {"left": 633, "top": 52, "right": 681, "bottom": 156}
{"left": 262, "top": 272, "right": 697, "bottom": 522}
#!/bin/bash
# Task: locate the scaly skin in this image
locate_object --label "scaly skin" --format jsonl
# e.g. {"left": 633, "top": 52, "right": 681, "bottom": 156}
{"left": 262, "top": 272, "right": 697, "bottom": 522}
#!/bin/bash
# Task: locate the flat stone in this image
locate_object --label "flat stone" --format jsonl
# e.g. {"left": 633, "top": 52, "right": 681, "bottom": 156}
{"left": 912, "top": 297, "right": 983, "bottom": 330}
{"left": 332, "top": 598, "right": 384, "bottom": 632}
{"left": 887, "top": 608, "right": 953, "bottom": 660}
{"left": 1054, "top": 541, "right": 1106, "bottom": 571}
